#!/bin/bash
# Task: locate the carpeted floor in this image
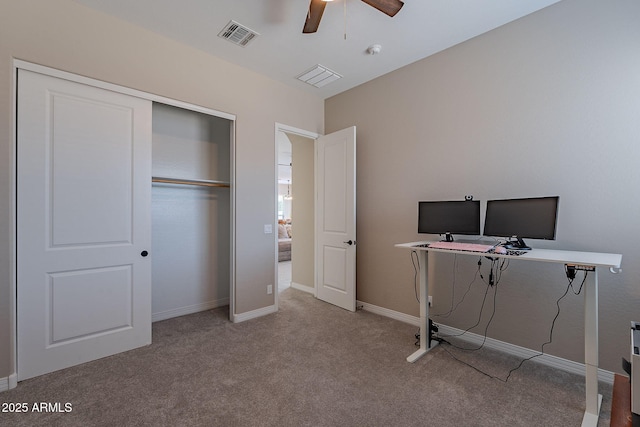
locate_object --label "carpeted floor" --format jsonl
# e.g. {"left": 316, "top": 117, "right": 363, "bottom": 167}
{"left": 0, "top": 288, "right": 612, "bottom": 426}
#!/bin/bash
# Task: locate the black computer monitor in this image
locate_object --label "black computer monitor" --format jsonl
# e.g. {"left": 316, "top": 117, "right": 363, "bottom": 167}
{"left": 418, "top": 200, "right": 481, "bottom": 242}
{"left": 483, "top": 196, "right": 559, "bottom": 250}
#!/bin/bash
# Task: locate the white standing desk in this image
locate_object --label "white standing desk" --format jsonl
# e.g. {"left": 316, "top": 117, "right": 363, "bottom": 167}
{"left": 396, "top": 241, "right": 622, "bottom": 427}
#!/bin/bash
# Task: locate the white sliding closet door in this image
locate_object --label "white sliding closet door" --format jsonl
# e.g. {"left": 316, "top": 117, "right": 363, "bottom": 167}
{"left": 17, "top": 69, "right": 152, "bottom": 380}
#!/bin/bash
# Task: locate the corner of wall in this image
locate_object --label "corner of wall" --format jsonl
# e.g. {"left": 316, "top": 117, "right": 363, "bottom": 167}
{"left": 0, "top": 373, "right": 18, "bottom": 392}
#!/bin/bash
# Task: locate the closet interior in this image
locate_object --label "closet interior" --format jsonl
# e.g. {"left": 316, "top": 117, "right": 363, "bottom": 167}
{"left": 151, "top": 102, "right": 233, "bottom": 322}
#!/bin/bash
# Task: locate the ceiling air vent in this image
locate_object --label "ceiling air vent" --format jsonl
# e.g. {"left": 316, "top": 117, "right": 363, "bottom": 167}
{"left": 218, "top": 20, "right": 259, "bottom": 47}
{"left": 296, "top": 65, "right": 342, "bottom": 88}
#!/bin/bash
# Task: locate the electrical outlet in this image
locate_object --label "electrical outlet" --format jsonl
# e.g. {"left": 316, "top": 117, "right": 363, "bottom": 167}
{"left": 428, "top": 295, "right": 433, "bottom": 306}
{"left": 267, "top": 284, "right": 273, "bottom": 295}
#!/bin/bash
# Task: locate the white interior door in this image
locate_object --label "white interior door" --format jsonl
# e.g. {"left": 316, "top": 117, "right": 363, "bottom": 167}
{"left": 316, "top": 126, "right": 356, "bottom": 311}
{"left": 17, "top": 69, "right": 152, "bottom": 380}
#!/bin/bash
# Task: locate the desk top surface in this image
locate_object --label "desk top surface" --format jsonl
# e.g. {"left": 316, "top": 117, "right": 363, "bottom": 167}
{"left": 396, "top": 241, "right": 622, "bottom": 269}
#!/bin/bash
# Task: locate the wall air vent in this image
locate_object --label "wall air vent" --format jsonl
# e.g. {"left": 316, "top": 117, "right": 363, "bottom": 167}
{"left": 218, "top": 20, "right": 259, "bottom": 47}
{"left": 296, "top": 65, "right": 342, "bottom": 88}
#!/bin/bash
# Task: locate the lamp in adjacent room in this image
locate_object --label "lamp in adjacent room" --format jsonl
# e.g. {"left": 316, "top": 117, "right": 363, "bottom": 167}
{"left": 284, "top": 179, "right": 293, "bottom": 200}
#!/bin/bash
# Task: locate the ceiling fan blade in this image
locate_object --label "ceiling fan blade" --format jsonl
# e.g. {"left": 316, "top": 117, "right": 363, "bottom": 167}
{"left": 303, "top": 0, "right": 327, "bottom": 34}
{"left": 360, "top": 0, "right": 404, "bottom": 17}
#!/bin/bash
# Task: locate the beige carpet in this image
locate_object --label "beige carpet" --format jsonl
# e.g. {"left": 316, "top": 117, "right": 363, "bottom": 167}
{"left": 0, "top": 288, "right": 612, "bottom": 426}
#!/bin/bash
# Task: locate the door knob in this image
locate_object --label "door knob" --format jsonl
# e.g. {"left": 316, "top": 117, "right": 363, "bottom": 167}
{"left": 141, "top": 250, "right": 149, "bottom": 257}
{"left": 343, "top": 240, "right": 355, "bottom": 246}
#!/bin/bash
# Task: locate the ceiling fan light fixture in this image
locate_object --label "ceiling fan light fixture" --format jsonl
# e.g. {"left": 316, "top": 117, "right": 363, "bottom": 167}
{"left": 284, "top": 180, "right": 293, "bottom": 200}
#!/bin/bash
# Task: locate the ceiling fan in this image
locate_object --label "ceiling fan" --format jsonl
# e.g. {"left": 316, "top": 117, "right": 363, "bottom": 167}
{"left": 303, "top": 0, "right": 404, "bottom": 34}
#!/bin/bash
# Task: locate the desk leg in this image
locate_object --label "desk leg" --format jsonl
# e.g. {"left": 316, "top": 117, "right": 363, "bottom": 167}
{"left": 581, "top": 268, "right": 601, "bottom": 427}
{"left": 407, "top": 250, "right": 438, "bottom": 363}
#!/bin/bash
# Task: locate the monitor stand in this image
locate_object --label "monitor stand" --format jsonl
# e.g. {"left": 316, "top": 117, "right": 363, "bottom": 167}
{"left": 444, "top": 232, "right": 454, "bottom": 242}
{"left": 503, "top": 236, "right": 531, "bottom": 251}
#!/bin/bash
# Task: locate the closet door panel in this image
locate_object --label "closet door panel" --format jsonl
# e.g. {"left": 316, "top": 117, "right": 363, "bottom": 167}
{"left": 50, "top": 93, "right": 134, "bottom": 246}
{"left": 17, "top": 69, "right": 152, "bottom": 381}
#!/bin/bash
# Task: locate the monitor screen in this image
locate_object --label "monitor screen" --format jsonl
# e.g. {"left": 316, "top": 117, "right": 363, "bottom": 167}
{"left": 483, "top": 196, "right": 559, "bottom": 241}
{"left": 418, "top": 200, "right": 481, "bottom": 238}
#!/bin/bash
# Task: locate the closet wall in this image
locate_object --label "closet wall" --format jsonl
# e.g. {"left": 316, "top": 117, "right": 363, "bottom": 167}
{"left": 151, "top": 103, "right": 232, "bottom": 321}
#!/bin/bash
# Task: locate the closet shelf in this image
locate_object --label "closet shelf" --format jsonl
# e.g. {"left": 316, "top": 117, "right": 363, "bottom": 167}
{"left": 152, "top": 176, "right": 230, "bottom": 188}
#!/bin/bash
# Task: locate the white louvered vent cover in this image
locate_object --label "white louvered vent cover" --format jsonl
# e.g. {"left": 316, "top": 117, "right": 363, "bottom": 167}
{"left": 218, "top": 20, "right": 259, "bottom": 47}
{"left": 296, "top": 65, "right": 342, "bottom": 88}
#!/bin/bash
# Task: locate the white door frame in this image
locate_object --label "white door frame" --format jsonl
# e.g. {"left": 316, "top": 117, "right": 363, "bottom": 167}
{"left": 274, "top": 123, "right": 319, "bottom": 310}
{"left": 9, "top": 60, "right": 237, "bottom": 387}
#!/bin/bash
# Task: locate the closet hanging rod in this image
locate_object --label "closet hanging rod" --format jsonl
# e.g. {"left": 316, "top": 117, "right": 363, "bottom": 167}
{"left": 152, "top": 176, "right": 230, "bottom": 188}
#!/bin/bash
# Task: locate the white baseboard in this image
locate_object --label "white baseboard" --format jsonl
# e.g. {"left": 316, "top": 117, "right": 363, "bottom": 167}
{"left": 232, "top": 304, "right": 277, "bottom": 323}
{"left": 152, "top": 298, "right": 230, "bottom": 323}
{"left": 0, "top": 373, "right": 17, "bottom": 392}
{"left": 290, "top": 281, "right": 314, "bottom": 294}
{"left": 357, "top": 300, "right": 421, "bottom": 326}
{"left": 357, "top": 300, "right": 615, "bottom": 385}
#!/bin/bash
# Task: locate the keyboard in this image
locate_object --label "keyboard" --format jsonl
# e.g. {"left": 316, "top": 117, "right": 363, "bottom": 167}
{"left": 427, "top": 241, "right": 495, "bottom": 253}
{"left": 505, "top": 250, "right": 528, "bottom": 256}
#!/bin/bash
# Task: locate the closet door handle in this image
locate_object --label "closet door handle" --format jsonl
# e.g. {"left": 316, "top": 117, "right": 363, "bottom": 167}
{"left": 141, "top": 250, "right": 149, "bottom": 257}
{"left": 343, "top": 240, "right": 355, "bottom": 246}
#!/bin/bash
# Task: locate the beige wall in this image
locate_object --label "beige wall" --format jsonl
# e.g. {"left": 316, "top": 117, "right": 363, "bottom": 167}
{"left": 326, "top": 0, "right": 640, "bottom": 372}
{"left": 0, "top": 0, "right": 323, "bottom": 380}
{"left": 289, "top": 134, "right": 315, "bottom": 289}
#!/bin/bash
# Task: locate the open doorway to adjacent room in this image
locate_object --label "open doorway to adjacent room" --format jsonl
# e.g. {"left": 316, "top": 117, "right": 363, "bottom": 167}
{"left": 275, "top": 125, "right": 317, "bottom": 301}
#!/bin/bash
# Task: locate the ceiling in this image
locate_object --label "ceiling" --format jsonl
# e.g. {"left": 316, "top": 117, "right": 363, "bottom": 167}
{"left": 74, "top": 0, "right": 562, "bottom": 100}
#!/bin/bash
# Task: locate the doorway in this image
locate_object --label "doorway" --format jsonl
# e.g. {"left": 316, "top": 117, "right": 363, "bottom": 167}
{"left": 274, "top": 123, "right": 357, "bottom": 312}
{"left": 275, "top": 125, "right": 318, "bottom": 307}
